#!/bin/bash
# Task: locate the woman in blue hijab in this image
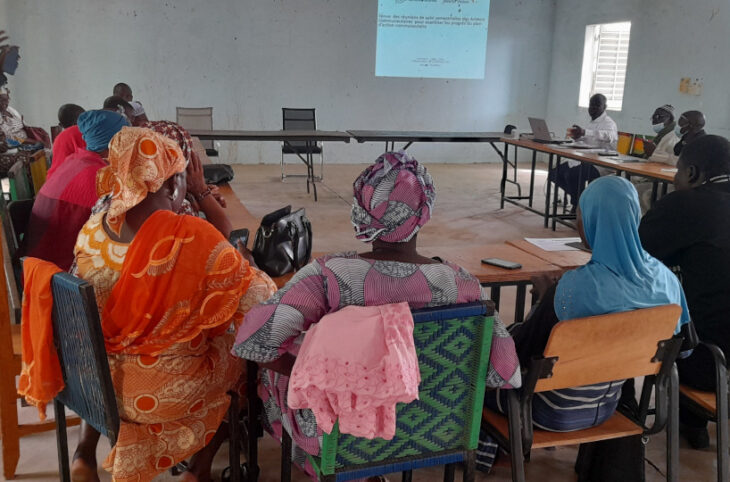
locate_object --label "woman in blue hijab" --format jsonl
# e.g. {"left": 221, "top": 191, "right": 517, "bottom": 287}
{"left": 477, "top": 176, "right": 691, "bottom": 473}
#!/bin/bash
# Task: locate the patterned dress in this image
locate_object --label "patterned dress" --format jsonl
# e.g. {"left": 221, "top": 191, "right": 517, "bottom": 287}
{"left": 73, "top": 211, "right": 277, "bottom": 481}
{"left": 233, "top": 252, "right": 520, "bottom": 474}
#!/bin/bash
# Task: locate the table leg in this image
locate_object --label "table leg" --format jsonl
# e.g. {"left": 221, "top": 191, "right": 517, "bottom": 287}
{"left": 528, "top": 150, "right": 537, "bottom": 207}
{"left": 515, "top": 284, "right": 527, "bottom": 324}
{"left": 650, "top": 181, "right": 659, "bottom": 208}
{"left": 551, "top": 156, "right": 562, "bottom": 231}
{"left": 500, "top": 143, "right": 509, "bottom": 209}
{"left": 661, "top": 182, "right": 668, "bottom": 196}
{"left": 307, "top": 143, "right": 318, "bottom": 202}
{"left": 490, "top": 286, "right": 501, "bottom": 311}
{"left": 544, "top": 153, "right": 554, "bottom": 228}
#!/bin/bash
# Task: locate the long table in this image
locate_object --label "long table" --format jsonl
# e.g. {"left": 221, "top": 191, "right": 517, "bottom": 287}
{"left": 348, "top": 130, "right": 505, "bottom": 154}
{"left": 188, "top": 129, "right": 352, "bottom": 201}
{"left": 499, "top": 137, "right": 675, "bottom": 229}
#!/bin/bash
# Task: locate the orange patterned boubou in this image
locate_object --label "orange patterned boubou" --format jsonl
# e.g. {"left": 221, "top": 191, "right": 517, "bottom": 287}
{"left": 72, "top": 208, "right": 275, "bottom": 481}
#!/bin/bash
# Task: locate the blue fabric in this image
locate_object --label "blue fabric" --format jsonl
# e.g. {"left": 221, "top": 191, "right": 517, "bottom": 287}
{"left": 77, "top": 110, "right": 129, "bottom": 152}
{"left": 555, "top": 176, "right": 691, "bottom": 332}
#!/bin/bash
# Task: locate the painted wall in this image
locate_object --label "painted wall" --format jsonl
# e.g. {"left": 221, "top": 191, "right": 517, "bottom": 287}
{"left": 546, "top": 0, "right": 730, "bottom": 139}
{"left": 3, "top": 0, "right": 555, "bottom": 164}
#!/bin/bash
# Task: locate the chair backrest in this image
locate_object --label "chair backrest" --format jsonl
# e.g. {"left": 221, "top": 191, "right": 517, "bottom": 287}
{"left": 51, "top": 272, "right": 120, "bottom": 445}
{"left": 28, "top": 150, "right": 48, "bottom": 195}
{"left": 534, "top": 304, "right": 682, "bottom": 393}
{"left": 50, "top": 125, "right": 62, "bottom": 142}
{"left": 8, "top": 160, "right": 33, "bottom": 201}
{"left": 7, "top": 199, "right": 34, "bottom": 254}
{"left": 176, "top": 107, "right": 214, "bottom": 150}
{"left": 315, "top": 301, "right": 494, "bottom": 476}
{"left": 282, "top": 108, "right": 316, "bottom": 150}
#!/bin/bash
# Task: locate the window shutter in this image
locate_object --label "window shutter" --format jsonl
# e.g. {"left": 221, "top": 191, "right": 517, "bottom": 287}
{"left": 591, "top": 23, "right": 631, "bottom": 111}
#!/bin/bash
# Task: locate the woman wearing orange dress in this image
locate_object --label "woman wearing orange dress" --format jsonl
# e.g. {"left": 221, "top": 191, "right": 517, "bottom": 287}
{"left": 70, "top": 127, "right": 275, "bottom": 481}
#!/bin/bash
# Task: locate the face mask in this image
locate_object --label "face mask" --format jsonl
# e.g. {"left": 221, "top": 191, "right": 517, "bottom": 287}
{"left": 675, "top": 124, "right": 685, "bottom": 137}
{"left": 652, "top": 123, "right": 665, "bottom": 134}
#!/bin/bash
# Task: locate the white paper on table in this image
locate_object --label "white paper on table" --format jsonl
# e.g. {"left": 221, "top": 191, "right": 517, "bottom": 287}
{"left": 661, "top": 168, "right": 678, "bottom": 173}
{"left": 524, "top": 237, "right": 582, "bottom": 251}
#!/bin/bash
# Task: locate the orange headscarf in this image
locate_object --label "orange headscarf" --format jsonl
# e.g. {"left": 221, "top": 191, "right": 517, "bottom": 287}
{"left": 101, "top": 210, "right": 254, "bottom": 356}
{"left": 96, "top": 127, "right": 186, "bottom": 235}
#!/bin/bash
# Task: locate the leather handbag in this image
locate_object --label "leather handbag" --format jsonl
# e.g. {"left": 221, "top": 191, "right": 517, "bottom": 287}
{"left": 202, "top": 163, "right": 235, "bottom": 184}
{"left": 252, "top": 205, "right": 312, "bottom": 277}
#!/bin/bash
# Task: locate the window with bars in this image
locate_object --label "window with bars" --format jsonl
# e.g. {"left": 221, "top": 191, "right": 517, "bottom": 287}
{"left": 578, "top": 21, "right": 631, "bottom": 111}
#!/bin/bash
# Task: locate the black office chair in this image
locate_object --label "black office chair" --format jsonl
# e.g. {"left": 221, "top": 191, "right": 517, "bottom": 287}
{"left": 281, "top": 108, "right": 323, "bottom": 181}
{"left": 50, "top": 273, "right": 120, "bottom": 482}
{"left": 176, "top": 107, "right": 219, "bottom": 157}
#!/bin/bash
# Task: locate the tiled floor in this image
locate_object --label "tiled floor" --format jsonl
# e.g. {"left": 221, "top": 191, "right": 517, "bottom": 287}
{"left": 3, "top": 163, "right": 720, "bottom": 480}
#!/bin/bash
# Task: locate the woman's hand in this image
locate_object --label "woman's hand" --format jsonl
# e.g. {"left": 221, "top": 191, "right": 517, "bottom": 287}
{"left": 209, "top": 184, "right": 226, "bottom": 208}
{"left": 185, "top": 151, "right": 208, "bottom": 198}
{"left": 236, "top": 240, "right": 258, "bottom": 268}
{"left": 531, "top": 273, "right": 561, "bottom": 300}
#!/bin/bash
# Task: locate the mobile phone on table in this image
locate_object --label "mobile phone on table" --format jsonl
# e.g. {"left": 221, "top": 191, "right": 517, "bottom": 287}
{"left": 481, "top": 258, "right": 522, "bottom": 270}
{"left": 229, "top": 228, "right": 250, "bottom": 249}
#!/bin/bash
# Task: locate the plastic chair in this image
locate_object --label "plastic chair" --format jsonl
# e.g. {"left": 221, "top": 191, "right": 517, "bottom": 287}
{"left": 678, "top": 342, "right": 728, "bottom": 482}
{"left": 176, "top": 107, "right": 219, "bottom": 157}
{"left": 482, "top": 304, "right": 684, "bottom": 482}
{"left": 280, "top": 301, "right": 496, "bottom": 482}
{"left": 281, "top": 108, "right": 323, "bottom": 181}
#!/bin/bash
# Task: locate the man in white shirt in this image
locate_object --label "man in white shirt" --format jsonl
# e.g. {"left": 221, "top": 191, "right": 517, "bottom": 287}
{"left": 634, "top": 104, "right": 679, "bottom": 212}
{"left": 643, "top": 104, "right": 679, "bottom": 165}
{"left": 551, "top": 93, "right": 618, "bottom": 211}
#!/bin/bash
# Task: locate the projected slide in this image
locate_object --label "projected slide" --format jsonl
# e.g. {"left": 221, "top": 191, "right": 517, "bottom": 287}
{"left": 375, "top": 0, "right": 491, "bottom": 80}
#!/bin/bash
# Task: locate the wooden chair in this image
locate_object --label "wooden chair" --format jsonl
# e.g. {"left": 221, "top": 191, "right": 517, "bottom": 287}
{"left": 28, "top": 150, "right": 48, "bottom": 195}
{"left": 678, "top": 342, "right": 728, "bottom": 482}
{"left": 482, "top": 305, "right": 684, "bottom": 482}
{"left": 279, "top": 301, "right": 496, "bottom": 482}
{"left": 0, "top": 223, "right": 79, "bottom": 480}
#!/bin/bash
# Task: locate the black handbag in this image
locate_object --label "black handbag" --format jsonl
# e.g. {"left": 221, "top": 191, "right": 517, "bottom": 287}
{"left": 202, "top": 164, "right": 234, "bottom": 184}
{"left": 252, "top": 205, "right": 312, "bottom": 277}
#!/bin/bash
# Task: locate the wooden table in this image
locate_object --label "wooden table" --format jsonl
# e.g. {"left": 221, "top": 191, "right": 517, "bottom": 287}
{"left": 348, "top": 130, "right": 505, "bottom": 154}
{"left": 506, "top": 239, "right": 591, "bottom": 270}
{"left": 499, "top": 137, "right": 675, "bottom": 229}
{"left": 422, "top": 244, "right": 562, "bottom": 323}
{"left": 188, "top": 130, "right": 352, "bottom": 201}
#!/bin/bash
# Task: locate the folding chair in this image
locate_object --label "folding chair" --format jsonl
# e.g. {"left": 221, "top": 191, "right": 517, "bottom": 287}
{"left": 678, "top": 342, "right": 728, "bottom": 482}
{"left": 176, "top": 107, "right": 219, "bottom": 157}
{"left": 280, "top": 301, "right": 495, "bottom": 482}
{"left": 281, "top": 108, "right": 323, "bottom": 181}
{"left": 482, "top": 304, "right": 684, "bottom": 482}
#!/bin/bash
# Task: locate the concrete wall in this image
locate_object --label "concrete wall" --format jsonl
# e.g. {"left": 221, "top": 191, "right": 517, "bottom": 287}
{"left": 4, "top": 0, "right": 556, "bottom": 164}
{"left": 545, "top": 0, "right": 730, "bottom": 138}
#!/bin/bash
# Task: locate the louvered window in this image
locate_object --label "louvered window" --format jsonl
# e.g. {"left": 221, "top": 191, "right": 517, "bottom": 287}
{"left": 578, "top": 22, "right": 632, "bottom": 111}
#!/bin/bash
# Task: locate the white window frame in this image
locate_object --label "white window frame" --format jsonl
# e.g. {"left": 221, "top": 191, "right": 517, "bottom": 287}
{"left": 578, "top": 21, "right": 631, "bottom": 112}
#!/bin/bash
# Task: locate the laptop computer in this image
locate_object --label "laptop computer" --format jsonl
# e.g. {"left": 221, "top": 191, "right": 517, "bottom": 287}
{"left": 528, "top": 117, "right": 571, "bottom": 144}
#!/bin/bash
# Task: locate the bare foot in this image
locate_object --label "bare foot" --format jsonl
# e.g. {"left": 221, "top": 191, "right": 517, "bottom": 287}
{"left": 70, "top": 457, "right": 100, "bottom": 482}
{"left": 180, "top": 472, "right": 202, "bottom": 482}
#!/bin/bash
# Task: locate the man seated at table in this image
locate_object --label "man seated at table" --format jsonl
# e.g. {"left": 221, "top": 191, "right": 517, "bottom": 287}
{"left": 673, "top": 110, "right": 707, "bottom": 156}
{"left": 639, "top": 134, "right": 730, "bottom": 449}
{"left": 551, "top": 93, "right": 618, "bottom": 212}
{"left": 633, "top": 104, "right": 679, "bottom": 212}
{"left": 642, "top": 104, "right": 679, "bottom": 165}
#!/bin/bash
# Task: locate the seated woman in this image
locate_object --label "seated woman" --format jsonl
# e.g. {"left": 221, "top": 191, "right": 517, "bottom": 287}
{"left": 0, "top": 88, "right": 50, "bottom": 176}
{"left": 477, "top": 176, "right": 691, "bottom": 472}
{"left": 233, "top": 151, "right": 521, "bottom": 479}
{"left": 71, "top": 127, "right": 276, "bottom": 482}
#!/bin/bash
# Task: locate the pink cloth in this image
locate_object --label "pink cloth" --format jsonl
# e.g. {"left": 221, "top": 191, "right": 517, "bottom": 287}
{"left": 288, "top": 303, "right": 420, "bottom": 440}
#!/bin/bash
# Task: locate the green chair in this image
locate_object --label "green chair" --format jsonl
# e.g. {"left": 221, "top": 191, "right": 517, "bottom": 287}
{"left": 281, "top": 301, "right": 495, "bottom": 482}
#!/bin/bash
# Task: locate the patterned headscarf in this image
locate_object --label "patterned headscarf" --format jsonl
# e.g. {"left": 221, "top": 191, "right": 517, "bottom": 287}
{"left": 351, "top": 151, "right": 435, "bottom": 243}
{"left": 141, "top": 120, "right": 194, "bottom": 163}
{"left": 96, "top": 127, "right": 186, "bottom": 235}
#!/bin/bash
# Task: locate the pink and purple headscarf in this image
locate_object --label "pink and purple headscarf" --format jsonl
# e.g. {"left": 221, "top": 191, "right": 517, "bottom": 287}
{"left": 351, "top": 151, "right": 435, "bottom": 243}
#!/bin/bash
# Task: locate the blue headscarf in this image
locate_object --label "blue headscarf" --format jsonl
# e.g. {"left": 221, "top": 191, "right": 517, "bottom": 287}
{"left": 77, "top": 110, "right": 129, "bottom": 152}
{"left": 555, "top": 176, "right": 690, "bottom": 333}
